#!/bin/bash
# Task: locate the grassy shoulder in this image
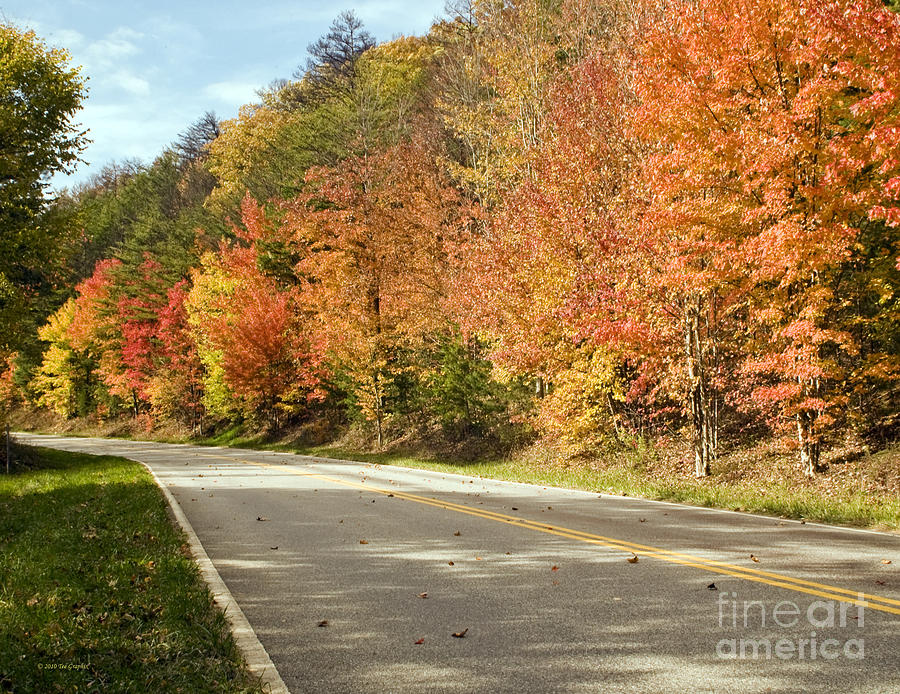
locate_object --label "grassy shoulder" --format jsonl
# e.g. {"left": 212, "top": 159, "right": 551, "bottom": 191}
{"left": 196, "top": 426, "right": 900, "bottom": 532}
{"left": 0, "top": 446, "right": 263, "bottom": 693}
{"left": 13, "top": 408, "right": 900, "bottom": 532}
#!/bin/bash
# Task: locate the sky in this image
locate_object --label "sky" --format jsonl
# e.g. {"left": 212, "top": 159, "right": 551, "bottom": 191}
{"left": 0, "top": 0, "right": 449, "bottom": 190}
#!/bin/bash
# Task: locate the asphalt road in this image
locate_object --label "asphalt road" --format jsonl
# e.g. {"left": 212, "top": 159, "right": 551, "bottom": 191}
{"left": 16, "top": 434, "right": 900, "bottom": 694}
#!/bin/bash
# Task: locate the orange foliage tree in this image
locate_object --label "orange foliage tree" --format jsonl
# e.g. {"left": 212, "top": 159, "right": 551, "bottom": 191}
{"left": 287, "top": 137, "right": 473, "bottom": 446}
{"left": 635, "top": 0, "right": 900, "bottom": 474}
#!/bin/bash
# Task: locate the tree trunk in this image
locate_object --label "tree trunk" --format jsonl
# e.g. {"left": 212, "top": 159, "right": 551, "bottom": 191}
{"left": 685, "top": 298, "right": 717, "bottom": 477}
{"left": 797, "top": 410, "right": 819, "bottom": 477}
{"left": 373, "top": 371, "right": 384, "bottom": 450}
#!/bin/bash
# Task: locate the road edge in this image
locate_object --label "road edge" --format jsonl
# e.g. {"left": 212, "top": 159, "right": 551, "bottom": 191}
{"left": 136, "top": 459, "right": 290, "bottom": 694}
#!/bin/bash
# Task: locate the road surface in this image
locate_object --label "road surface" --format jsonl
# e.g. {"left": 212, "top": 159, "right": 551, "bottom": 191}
{"left": 16, "top": 434, "right": 900, "bottom": 693}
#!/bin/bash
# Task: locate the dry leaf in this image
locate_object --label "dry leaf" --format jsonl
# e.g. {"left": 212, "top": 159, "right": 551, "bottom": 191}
{"left": 639, "top": 518, "right": 646, "bottom": 523}
{"left": 551, "top": 565, "right": 559, "bottom": 572}
{"left": 452, "top": 628, "right": 468, "bottom": 638}
{"left": 750, "top": 554, "right": 760, "bottom": 563}
{"left": 26, "top": 597, "right": 38, "bottom": 607}
{"left": 475, "top": 556, "right": 483, "bottom": 561}
{"left": 511, "top": 507, "right": 519, "bottom": 511}
{"left": 448, "top": 561, "right": 455, "bottom": 566}
{"left": 256, "top": 516, "right": 268, "bottom": 521}
{"left": 875, "top": 580, "right": 886, "bottom": 586}
{"left": 387, "top": 494, "right": 394, "bottom": 497}
{"left": 359, "top": 539, "right": 369, "bottom": 544}
{"left": 881, "top": 559, "right": 892, "bottom": 565}
{"left": 317, "top": 620, "right": 329, "bottom": 627}
{"left": 707, "top": 583, "right": 718, "bottom": 591}
{"left": 270, "top": 546, "right": 278, "bottom": 550}
{"left": 414, "top": 638, "right": 425, "bottom": 645}
{"left": 417, "top": 592, "right": 428, "bottom": 599}
{"left": 627, "top": 554, "right": 639, "bottom": 564}
{"left": 453, "top": 531, "right": 461, "bottom": 536}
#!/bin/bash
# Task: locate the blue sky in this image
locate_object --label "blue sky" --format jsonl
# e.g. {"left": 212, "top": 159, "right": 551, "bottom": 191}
{"left": 0, "top": 0, "right": 448, "bottom": 189}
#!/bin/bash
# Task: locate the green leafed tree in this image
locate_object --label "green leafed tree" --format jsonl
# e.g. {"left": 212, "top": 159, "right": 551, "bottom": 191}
{"left": 0, "top": 23, "right": 88, "bottom": 352}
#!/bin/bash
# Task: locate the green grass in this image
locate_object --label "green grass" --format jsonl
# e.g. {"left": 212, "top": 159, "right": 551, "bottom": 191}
{"left": 15, "top": 408, "right": 900, "bottom": 532}
{"left": 196, "top": 434, "right": 900, "bottom": 532}
{"left": 0, "top": 447, "right": 264, "bottom": 693}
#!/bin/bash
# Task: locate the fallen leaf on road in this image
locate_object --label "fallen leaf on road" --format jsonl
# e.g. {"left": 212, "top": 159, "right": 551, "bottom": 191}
{"left": 414, "top": 638, "right": 425, "bottom": 645}
{"left": 511, "top": 507, "right": 519, "bottom": 511}
{"left": 881, "top": 559, "right": 892, "bottom": 565}
{"left": 750, "top": 554, "right": 760, "bottom": 563}
{"left": 475, "top": 556, "right": 483, "bottom": 561}
{"left": 627, "top": 554, "right": 639, "bottom": 564}
{"left": 256, "top": 516, "right": 268, "bottom": 521}
{"left": 317, "top": 620, "right": 329, "bottom": 627}
{"left": 551, "top": 565, "right": 559, "bottom": 572}
{"left": 417, "top": 592, "right": 428, "bottom": 599}
{"left": 707, "top": 583, "right": 718, "bottom": 591}
{"left": 452, "top": 628, "right": 468, "bottom": 638}
{"left": 876, "top": 580, "right": 886, "bottom": 586}
{"left": 387, "top": 493, "right": 394, "bottom": 498}
{"left": 448, "top": 561, "right": 454, "bottom": 566}
{"left": 270, "top": 546, "right": 278, "bottom": 550}
{"left": 453, "top": 531, "right": 461, "bottom": 536}
{"left": 359, "top": 539, "right": 369, "bottom": 544}
{"left": 639, "top": 518, "right": 646, "bottom": 523}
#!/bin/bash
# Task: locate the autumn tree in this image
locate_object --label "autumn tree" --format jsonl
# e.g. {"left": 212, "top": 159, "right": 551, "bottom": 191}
{"left": 146, "top": 281, "right": 206, "bottom": 432}
{"left": 32, "top": 299, "right": 95, "bottom": 418}
{"left": 454, "top": 49, "right": 645, "bottom": 452}
{"left": 289, "top": 136, "right": 472, "bottom": 446}
{"left": 435, "top": 0, "right": 559, "bottom": 208}
{"left": 635, "top": 0, "right": 900, "bottom": 475}
{"left": 187, "top": 197, "right": 325, "bottom": 427}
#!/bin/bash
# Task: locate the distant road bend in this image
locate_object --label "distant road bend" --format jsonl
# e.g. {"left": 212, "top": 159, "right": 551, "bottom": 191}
{"left": 18, "top": 433, "right": 900, "bottom": 694}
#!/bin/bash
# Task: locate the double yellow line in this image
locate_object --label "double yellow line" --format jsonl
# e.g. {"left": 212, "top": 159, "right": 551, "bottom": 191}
{"left": 198, "top": 453, "right": 900, "bottom": 616}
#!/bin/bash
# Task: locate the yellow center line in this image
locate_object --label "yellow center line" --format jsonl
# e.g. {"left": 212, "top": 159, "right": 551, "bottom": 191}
{"left": 196, "top": 453, "right": 900, "bottom": 616}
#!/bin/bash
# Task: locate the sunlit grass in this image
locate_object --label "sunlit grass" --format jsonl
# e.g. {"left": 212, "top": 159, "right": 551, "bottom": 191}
{"left": 17, "top": 412, "right": 900, "bottom": 532}
{"left": 268, "top": 442, "right": 900, "bottom": 532}
{"left": 0, "top": 447, "right": 263, "bottom": 693}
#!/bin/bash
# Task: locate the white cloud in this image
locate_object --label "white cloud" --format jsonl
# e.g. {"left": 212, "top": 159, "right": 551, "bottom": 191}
{"left": 108, "top": 69, "right": 151, "bottom": 96}
{"left": 203, "top": 80, "right": 262, "bottom": 108}
{"left": 86, "top": 26, "right": 143, "bottom": 66}
{"left": 46, "top": 27, "right": 86, "bottom": 51}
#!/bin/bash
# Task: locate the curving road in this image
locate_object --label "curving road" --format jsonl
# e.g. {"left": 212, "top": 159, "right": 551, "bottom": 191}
{"left": 17, "top": 433, "right": 900, "bottom": 694}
